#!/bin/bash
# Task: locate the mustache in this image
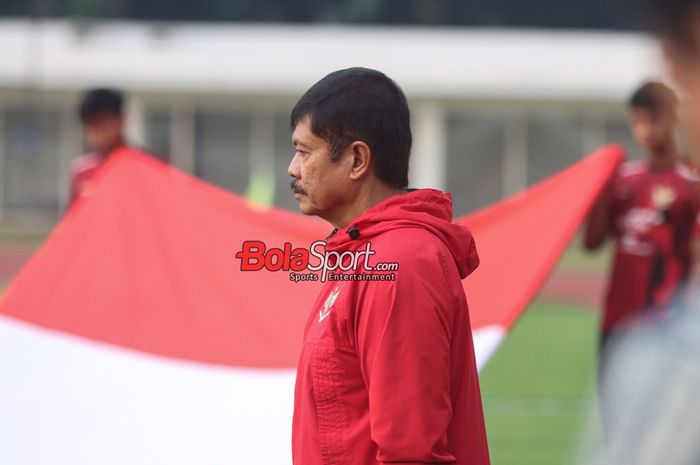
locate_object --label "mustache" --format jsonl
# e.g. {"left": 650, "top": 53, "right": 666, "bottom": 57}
{"left": 290, "top": 180, "right": 307, "bottom": 195}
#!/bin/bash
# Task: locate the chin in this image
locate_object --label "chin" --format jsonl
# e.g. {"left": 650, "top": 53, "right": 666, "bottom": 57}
{"left": 297, "top": 199, "right": 316, "bottom": 216}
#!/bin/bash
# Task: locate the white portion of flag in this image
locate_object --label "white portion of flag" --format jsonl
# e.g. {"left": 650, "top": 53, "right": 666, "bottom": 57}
{"left": 0, "top": 316, "right": 505, "bottom": 465}
{"left": 0, "top": 316, "right": 295, "bottom": 465}
{"left": 473, "top": 324, "right": 506, "bottom": 371}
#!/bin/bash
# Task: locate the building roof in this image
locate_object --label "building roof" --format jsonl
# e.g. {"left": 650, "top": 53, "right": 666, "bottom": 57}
{"left": 0, "top": 19, "right": 663, "bottom": 100}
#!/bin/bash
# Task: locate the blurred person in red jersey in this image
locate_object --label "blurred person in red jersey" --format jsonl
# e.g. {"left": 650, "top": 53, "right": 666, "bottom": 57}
{"left": 288, "top": 67, "right": 490, "bottom": 465}
{"left": 652, "top": 0, "right": 700, "bottom": 298}
{"left": 573, "top": 3, "right": 700, "bottom": 464}
{"left": 584, "top": 81, "right": 700, "bottom": 357}
{"left": 69, "top": 88, "right": 129, "bottom": 206}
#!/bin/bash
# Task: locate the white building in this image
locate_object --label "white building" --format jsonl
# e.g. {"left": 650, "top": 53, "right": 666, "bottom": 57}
{"left": 0, "top": 19, "right": 662, "bottom": 221}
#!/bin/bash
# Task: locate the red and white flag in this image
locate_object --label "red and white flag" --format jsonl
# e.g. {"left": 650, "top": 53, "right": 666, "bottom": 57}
{"left": 0, "top": 145, "right": 621, "bottom": 465}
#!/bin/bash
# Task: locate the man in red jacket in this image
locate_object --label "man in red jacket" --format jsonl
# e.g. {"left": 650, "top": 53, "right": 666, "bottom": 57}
{"left": 287, "top": 67, "right": 491, "bottom": 465}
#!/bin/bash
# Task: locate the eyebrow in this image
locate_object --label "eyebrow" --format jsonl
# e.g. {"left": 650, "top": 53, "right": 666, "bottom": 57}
{"left": 293, "top": 139, "right": 311, "bottom": 150}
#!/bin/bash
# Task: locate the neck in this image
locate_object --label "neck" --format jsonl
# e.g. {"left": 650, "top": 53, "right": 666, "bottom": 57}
{"left": 648, "top": 143, "right": 678, "bottom": 170}
{"left": 99, "top": 138, "right": 125, "bottom": 158}
{"left": 325, "top": 183, "right": 404, "bottom": 230}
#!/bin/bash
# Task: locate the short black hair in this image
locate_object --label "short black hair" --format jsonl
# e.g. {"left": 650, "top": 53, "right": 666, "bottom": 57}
{"left": 641, "top": 0, "right": 700, "bottom": 51}
{"left": 291, "top": 67, "right": 412, "bottom": 189}
{"left": 629, "top": 81, "right": 678, "bottom": 116}
{"left": 79, "top": 88, "right": 124, "bottom": 122}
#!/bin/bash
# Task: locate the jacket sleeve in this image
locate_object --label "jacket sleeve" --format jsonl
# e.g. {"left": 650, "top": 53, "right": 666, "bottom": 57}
{"left": 354, "top": 247, "right": 458, "bottom": 465}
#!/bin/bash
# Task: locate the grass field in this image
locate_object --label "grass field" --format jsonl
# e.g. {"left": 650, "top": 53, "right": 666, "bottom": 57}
{"left": 480, "top": 301, "right": 600, "bottom": 465}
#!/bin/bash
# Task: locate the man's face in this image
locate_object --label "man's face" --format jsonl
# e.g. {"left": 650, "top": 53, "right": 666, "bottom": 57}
{"left": 629, "top": 107, "right": 675, "bottom": 155}
{"left": 288, "top": 116, "right": 355, "bottom": 220}
{"left": 83, "top": 113, "right": 124, "bottom": 155}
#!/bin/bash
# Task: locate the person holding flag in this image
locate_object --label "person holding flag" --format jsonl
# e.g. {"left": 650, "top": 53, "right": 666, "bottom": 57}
{"left": 584, "top": 81, "right": 700, "bottom": 357}
{"left": 580, "top": 5, "right": 700, "bottom": 462}
{"left": 69, "top": 88, "right": 131, "bottom": 206}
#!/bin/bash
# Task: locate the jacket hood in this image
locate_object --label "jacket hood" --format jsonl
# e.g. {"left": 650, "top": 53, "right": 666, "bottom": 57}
{"left": 325, "top": 188, "right": 479, "bottom": 279}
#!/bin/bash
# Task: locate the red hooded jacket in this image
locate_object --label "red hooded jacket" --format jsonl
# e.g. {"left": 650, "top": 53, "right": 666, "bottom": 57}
{"left": 292, "top": 188, "right": 490, "bottom": 465}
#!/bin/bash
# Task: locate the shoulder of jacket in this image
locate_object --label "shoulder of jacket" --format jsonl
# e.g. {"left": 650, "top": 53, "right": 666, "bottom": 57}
{"left": 675, "top": 161, "right": 700, "bottom": 182}
{"left": 617, "top": 160, "right": 647, "bottom": 179}
{"left": 70, "top": 152, "right": 101, "bottom": 175}
{"left": 375, "top": 228, "right": 443, "bottom": 255}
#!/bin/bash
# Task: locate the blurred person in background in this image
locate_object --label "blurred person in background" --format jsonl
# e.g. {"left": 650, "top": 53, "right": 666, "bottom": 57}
{"left": 584, "top": 81, "right": 700, "bottom": 359}
{"left": 578, "top": 2, "right": 700, "bottom": 464}
{"left": 69, "top": 88, "right": 129, "bottom": 206}
{"left": 649, "top": 0, "right": 700, "bottom": 162}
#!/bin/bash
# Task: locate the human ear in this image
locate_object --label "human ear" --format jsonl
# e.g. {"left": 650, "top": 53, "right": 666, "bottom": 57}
{"left": 348, "top": 141, "right": 371, "bottom": 181}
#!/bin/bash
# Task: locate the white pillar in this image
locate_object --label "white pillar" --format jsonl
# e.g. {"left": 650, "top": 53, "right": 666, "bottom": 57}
{"left": 410, "top": 102, "right": 446, "bottom": 190}
{"left": 503, "top": 115, "right": 528, "bottom": 197}
{"left": 126, "top": 95, "right": 146, "bottom": 148}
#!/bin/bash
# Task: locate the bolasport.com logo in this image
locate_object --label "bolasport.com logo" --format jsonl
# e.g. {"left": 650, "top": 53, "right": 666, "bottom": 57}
{"left": 235, "top": 240, "right": 399, "bottom": 283}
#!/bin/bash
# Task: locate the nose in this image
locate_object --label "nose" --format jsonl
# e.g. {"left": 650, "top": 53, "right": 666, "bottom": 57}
{"left": 288, "top": 152, "right": 301, "bottom": 179}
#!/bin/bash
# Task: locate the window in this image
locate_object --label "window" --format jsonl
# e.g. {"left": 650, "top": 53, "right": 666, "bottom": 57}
{"left": 526, "top": 115, "right": 585, "bottom": 185}
{"left": 605, "top": 118, "right": 640, "bottom": 160}
{"left": 4, "top": 108, "right": 61, "bottom": 215}
{"left": 446, "top": 113, "right": 505, "bottom": 216}
{"left": 194, "top": 110, "right": 251, "bottom": 195}
{"left": 273, "top": 112, "right": 300, "bottom": 211}
{"left": 145, "top": 109, "right": 171, "bottom": 162}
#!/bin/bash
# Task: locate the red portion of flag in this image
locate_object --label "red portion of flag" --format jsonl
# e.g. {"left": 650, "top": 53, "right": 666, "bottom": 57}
{"left": 0, "top": 145, "right": 622, "bottom": 368}
{"left": 462, "top": 146, "right": 623, "bottom": 329}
